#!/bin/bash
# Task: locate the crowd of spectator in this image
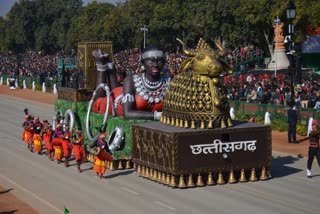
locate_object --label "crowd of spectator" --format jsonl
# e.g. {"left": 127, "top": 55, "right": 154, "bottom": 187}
{"left": 226, "top": 45, "right": 264, "bottom": 71}
{"left": 222, "top": 71, "right": 320, "bottom": 110}
{"left": 0, "top": 49, "right": 186, "bottom": 84}
{"left": 1, "top": 46, "right": 320, "bottom": 110}
{"left": 0, "top": 44, "right": 259, "bottom": 82}
{"left": 0, "top": 51, "right": 65, "bottom": 81}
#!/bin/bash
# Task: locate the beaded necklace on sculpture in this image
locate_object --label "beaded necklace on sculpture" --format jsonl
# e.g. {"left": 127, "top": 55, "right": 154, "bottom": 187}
{"left": 143, "top": 75, "right": 162, "bottom": 87}
{"left": 134, "top": 73, "right": 169, "bottom": 104}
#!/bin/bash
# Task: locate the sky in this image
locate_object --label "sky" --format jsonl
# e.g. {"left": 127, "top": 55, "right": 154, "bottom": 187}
{"left": 0, "top": 0, "right": 122, "bottom": 17}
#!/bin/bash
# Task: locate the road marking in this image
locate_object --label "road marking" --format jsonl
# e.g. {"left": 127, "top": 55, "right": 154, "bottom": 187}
{"left": 121, "top": 187, "right": 139, "bottom": 195}
{"left": 154, "top": 200, "right": 176, "bottom": 211}
{"left": 228, "top": 185, "right": 319, "bottom": 214}
{"left": 0, "top": 174, "right": 62, "bottom": 214}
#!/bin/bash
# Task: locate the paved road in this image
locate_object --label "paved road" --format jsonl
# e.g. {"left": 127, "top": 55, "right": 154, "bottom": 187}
{"left": 0, "top": 94, "right": 320, "bottom": 214}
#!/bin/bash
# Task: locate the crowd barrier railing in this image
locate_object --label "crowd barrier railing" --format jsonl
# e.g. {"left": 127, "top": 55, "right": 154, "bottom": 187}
{"left": 229, "top": 100, "right": 320, "bottom": 125}
{"left": 0, "top": 74, "right": 58, "bottom": 92}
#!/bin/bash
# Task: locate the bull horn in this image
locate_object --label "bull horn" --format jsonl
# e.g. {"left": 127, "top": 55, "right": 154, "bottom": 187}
{"left": 214, "top": 37, "right": 226, "bottom": 57}
{"left": 176, "top": 38, "right": 196, "bottom": 57}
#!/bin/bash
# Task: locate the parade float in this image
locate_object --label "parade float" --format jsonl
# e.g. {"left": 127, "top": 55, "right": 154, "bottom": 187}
{"left": 54, "top": 41, "right": 152, "bottom": 170}
{"left": 54, "top": 38, "right": 272, "bottom": 188}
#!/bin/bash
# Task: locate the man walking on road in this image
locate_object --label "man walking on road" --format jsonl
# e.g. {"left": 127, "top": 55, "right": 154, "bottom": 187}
{"left": 307, "top": 119, "right": 320, "bottom": 178}
{"left": 287, "top": 102, "right": 298, "bottom": 143}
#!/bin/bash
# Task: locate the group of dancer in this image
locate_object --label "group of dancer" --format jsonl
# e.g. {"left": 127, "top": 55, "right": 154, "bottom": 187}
{"left": 21, "top": 108, "right": 113, "bottom": 179}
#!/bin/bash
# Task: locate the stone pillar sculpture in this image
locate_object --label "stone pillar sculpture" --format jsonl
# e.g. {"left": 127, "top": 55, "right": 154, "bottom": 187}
{"left": 268, "top": 20, "right": 290, "bottom": 71}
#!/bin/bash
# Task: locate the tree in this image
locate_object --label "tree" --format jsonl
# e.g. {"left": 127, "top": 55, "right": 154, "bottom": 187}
{"left": 66, "top": 1, "right": 114, "bottom": 50}
{"left": 4, "top": 0, "right": 37, "bottom": 52}
{"left": 34, "top": 0, "right": 82, "bottom": 53}
{"left": 103, "top": 5, "right": 133, "bottom": 52}
{"left": 149, "top": 1, "right": 182, "bottom": 49}
{"left": 0, "top": 17, "right": 5, "bottom": 51}
{"left": 1, "top": 0, "right": 320, "bottom": 56}
{"left": 294, "top": 0, "right": 320, "bottom": 41}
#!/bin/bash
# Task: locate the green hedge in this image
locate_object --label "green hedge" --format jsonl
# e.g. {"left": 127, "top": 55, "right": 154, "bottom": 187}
{"left": 234, "top": 109, "right": 308, "bottom": 136}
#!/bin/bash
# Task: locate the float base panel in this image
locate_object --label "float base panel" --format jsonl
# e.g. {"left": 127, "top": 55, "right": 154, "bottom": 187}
{"left": 57, "top": 87, "right": 93, "bottom": 102}
{"left": 132, "top": 121, "right": 272, "bottom": 175}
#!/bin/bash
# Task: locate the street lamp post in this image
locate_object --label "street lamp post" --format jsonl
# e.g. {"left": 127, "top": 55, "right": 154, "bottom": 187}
{"left": 286, "top": 0, "right": 296, "bottom": 104}
{"left": 140, "top": 25, "right": 148, "bottom": 49}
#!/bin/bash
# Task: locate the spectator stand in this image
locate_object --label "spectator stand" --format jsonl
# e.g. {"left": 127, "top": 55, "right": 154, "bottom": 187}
{"left": 0, "top": 52, "right": 58, "bottom": 91}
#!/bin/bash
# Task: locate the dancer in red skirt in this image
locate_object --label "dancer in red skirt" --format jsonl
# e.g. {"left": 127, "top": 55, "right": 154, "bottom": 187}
{"left": 72, "top": 128, "right": 86, "bottom": 172}
{"left": 93, "top": 133, "right": 113, "bottom": 179}
{"left": 32, "top": 126, "right": 43, "bottom": 154}
{"left": 22, "top": 115, "right": 34, "bottom": 152}
{"left": 42, "top": 121, "right": 54, "bottom": 160}
{"left": 52, "top": 123, "right": 64, "bottom": 164}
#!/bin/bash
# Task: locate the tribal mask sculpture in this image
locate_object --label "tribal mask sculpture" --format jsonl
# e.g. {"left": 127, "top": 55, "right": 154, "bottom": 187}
{"left": 161, "top": 37, "right": 233, "bottom": 129}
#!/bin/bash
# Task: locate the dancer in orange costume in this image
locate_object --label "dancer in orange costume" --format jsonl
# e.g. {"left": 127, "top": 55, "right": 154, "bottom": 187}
{"left": 33, "top": 117, "right": 43, "bottom": 130}
{"left": 33, "top": 126, "right": 43, "bottom": 154}
{"left": 52, "top": 123, "right": 64, "bottom": 164}
{"left": 42, "top": 120, "right": 54, "bottom": 161}
{"left": 72, "top": 128, "right": 86, "bottom": 172}
{"left": 62, "top": 124, "right": 72, "bottom": 167}
{"left": 93, "top": 133, "right": 113, "bottom": 179}
{"left": 22, "top": 115, "right": 34, "bottom": 152}
{"left": 32, "top": 117, "right": 43, "bottom": 154}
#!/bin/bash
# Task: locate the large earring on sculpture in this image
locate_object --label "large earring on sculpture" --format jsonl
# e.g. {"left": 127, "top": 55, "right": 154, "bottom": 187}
{"left": 141, "top": 65, "right": 145, "bottom": 71}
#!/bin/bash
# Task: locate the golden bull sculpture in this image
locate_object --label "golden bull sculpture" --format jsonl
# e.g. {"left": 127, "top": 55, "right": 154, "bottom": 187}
{"left": 161, "top": 38, "right": 233, "bottom": 129}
